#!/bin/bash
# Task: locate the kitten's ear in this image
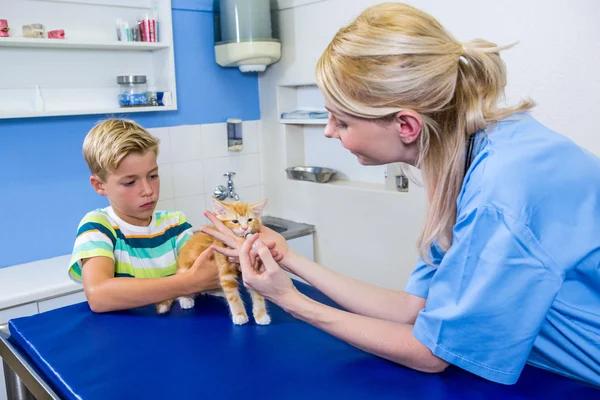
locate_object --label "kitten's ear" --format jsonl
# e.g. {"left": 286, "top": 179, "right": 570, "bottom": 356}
{"left": 211, "top": 197, "right": 231, "bottom": 217}
{"left": 250, "top": 198, "right": 268, "bottom": 218}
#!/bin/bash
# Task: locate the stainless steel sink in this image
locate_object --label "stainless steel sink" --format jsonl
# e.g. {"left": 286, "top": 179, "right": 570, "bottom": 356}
{"left": 261, "top": 216, "right": 314, "bottom": 240}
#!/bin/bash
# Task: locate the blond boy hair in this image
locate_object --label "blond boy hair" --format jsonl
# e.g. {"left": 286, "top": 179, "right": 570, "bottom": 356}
{"left": 83, "top": 119, "right": 159, "bottom": 181}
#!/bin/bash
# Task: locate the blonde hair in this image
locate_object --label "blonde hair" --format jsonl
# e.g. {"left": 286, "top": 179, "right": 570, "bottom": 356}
{"left": 82, "top": 119, "right": 159, "bottom": 181}
{"left": 316, "top": 2, "right": 534, "bottom": 263}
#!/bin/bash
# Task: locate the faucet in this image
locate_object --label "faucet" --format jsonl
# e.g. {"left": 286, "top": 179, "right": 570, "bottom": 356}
{"left": 213, "top": 172, "right": 240, "bottom": 201}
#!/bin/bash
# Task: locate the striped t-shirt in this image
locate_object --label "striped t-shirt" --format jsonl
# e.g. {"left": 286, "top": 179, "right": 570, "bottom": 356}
{"left": 68, "top": 207, "right": 195, "bottom": 282}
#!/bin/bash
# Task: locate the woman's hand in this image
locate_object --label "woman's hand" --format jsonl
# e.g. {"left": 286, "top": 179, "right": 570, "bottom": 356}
{"left": 239, "top": 233, "right": 299, "bottom": 305}
{"left": 182, "top": 248, "right": 221, "bottom": 293}
{"left": 199, "top": 211, "right": 284, "bottom": 264}
{"left": 258, "top": 225, "right": 290, "bottom": 268}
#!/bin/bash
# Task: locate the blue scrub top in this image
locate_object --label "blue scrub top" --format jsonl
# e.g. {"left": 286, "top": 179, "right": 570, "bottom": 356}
{"left": 405, "top": 114, "right": 600, "bottom": 386}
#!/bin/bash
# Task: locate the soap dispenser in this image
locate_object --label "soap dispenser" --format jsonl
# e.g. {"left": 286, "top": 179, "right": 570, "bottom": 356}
{"left": 227, "top": 118, "right": 243, "bottom": 152}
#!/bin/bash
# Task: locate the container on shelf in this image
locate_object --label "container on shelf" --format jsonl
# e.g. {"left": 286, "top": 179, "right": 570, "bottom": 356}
{"left": 147, "top": 89, "right": 158, "bottom": 106}
{"left": 0, "top": 20, "right": 10, "bottom": 37}
{"left": 22, "top": 24, "right": 45, "bottom": 38}
{"left": 48, "top": 29, "right": 65, "bottom": 39}
{"left": 117, "top": 75, "right": 148, "bottom": 107}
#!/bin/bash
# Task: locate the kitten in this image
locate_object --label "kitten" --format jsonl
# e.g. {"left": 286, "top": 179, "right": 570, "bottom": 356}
{"left": 156, "top": 198, "right": 271, "bottom": 326}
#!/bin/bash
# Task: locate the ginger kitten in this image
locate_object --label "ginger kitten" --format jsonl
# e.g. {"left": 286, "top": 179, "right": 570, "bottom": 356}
{"left": 156, "top": 198, "right": 271, "bottom": 326}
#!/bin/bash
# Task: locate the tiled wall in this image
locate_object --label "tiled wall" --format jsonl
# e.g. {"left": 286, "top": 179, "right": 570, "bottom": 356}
{"left": 148, "top": 120, "right": 264, "bottom": 229}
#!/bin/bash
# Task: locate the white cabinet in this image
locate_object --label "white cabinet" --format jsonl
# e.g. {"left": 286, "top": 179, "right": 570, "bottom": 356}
{"left": 0, "top": 291, "right": 86, "bottom": 400}
{"left": 38, "top": 291, "right": 87, "bottom": 313}
{"left": 287, "top": 233, "right": 314, "bottom": 284}
{"left": 0, "top": 302, "right": 38, "bottom": 400}
{"left": 0, "top": 303, "right": 39, "bottom": 325}
{"left": 288, "top": 234, "right": 315, "bottom": 261}
{"left": 0, "top": 0, "right": 177, "bottom": 119}
{"left": 0, "top": 362, "right": 5, "bottom": 400}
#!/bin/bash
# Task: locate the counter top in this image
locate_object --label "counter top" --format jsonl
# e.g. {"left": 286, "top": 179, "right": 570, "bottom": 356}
{"left": 262, "top": 216, "right": 315, "bottom": 240}
{"left": 0, "top": 255, "right": 80, "bottom": 311}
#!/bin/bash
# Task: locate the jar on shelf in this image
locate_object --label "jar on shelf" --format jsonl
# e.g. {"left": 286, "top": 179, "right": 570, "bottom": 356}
{"left": 117, "top": 75, "right": 148, "bottom": 107}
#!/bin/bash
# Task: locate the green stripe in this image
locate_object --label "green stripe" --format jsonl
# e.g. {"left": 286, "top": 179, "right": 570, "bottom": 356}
{"left": 81, "top": 212, "right": 114, "bottom": 229}
{"left": 114, "top": 261, "right": 178, "bottom": 278}
{"left": 154, "top": 211, "right": 187, "bottom": 228}
{"left": 69, "top": 263, "right": 82, "bottom": 281}
{"left": 154, "top": 210, "right": 184, "bottom": 229}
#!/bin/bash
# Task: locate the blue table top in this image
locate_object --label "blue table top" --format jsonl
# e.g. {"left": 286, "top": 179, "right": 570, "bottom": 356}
{"left": 8, "top": 281, "right": 600, "bottom": 400}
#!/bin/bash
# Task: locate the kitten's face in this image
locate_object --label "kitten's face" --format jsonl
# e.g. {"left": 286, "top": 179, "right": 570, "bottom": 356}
{"left": 211, "top": 198, "right": 268, "bottom": 237}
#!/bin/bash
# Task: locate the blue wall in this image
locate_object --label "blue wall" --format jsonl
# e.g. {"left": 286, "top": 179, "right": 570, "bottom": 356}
{"left": 0, "top": 1, "right": 260, "bottom": 268}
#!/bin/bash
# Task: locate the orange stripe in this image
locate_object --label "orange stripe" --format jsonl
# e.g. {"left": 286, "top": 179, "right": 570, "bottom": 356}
{"left": 75, "top": 229, "right": 112, "bottom": 241}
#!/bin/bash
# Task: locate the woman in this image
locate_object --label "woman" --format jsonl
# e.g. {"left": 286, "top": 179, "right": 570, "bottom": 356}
{"left": 200, "top": 2, "right": 600, "bottom": 387}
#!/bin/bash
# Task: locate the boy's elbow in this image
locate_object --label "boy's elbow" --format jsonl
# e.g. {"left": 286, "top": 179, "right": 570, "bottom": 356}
{"left": 85, "top": 287, "right": 110, "bottom": 313}
{"left": 88, "top": 301, "right": 109, "bottom": 313}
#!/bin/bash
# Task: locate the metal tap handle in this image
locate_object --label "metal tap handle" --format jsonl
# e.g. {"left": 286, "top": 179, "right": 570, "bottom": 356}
{"left": 224, "top": 172, "right": 236, "bottom": 179}
{"left": 213, "top": 185, "right": 228, "bottom": 200}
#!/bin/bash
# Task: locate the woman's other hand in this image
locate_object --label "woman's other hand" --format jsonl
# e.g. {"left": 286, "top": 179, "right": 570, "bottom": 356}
{"left": 239, "top": 233, "right": 299, "bottom": 305}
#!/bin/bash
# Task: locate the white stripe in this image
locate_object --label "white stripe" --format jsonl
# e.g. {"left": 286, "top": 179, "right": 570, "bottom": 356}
{"left": 113, "top": 249, "right": 177, "bottom": 269}
{"left": 74, "top": 231, "right": 113, "bottom": 248}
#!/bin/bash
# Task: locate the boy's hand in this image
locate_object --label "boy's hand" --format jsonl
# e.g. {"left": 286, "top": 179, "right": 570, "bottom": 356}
{"left": 183, "top": 248, "right": 220, "bottom": 293}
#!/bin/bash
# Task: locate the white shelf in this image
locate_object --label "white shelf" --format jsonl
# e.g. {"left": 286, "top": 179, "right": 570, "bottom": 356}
{"left": 286, "top": 176, "right": 409, "bottom": 194}
{"left": 280, "top": 118, "right": 328, "bottom": 125}
{"left": 0, "top": 0, "right": 177, "bottom": 119}
{"left": 32, "top": 0, "right": 152, "bottom": 8}
{"left": 0, "top": 105, "right": 176, "bottom": 119}
{"left": 0, "top": 37, "right": 170, "bottom": 51}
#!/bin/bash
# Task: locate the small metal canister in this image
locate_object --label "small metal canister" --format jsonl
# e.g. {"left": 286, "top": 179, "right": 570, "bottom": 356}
{"left": 396, "top": 173, "right": 409, "bottom": 192}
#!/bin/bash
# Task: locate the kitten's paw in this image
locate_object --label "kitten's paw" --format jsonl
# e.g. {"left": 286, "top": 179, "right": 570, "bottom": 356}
{"left": 157, "top": 304, "right": 170, "bottom": 315}
{"left": 232, "top": 314, "right": 249, "bottom": 325}
{"left": 255, "top": 314, "right": 271, "bottom": 325}
{"left": 178, "top": 297, "right": 195, "bottom": 310}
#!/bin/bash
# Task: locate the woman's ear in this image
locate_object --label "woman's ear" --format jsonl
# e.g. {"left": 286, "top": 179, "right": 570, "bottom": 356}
{"left": 90, "top": 175, "right": 107, "bottom": 196}
{"left": 394, "top": 110, "right": 422, "bottom": 144}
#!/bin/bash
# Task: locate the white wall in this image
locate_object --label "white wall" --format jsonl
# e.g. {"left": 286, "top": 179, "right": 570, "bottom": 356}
{"left": 259, "top": 0, "right": 600, "bottom": 289}
{"left": 149, "top": 120, "right": 265, "bottom": 228}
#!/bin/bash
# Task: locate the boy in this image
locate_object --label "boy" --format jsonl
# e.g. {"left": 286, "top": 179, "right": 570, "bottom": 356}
{"left": 68, "top": 119, "right": 219, "bottom": 313}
